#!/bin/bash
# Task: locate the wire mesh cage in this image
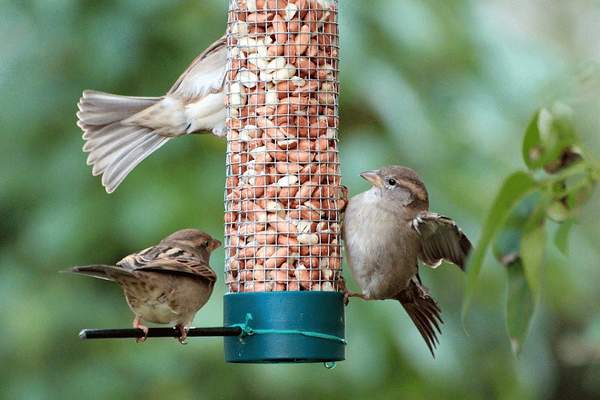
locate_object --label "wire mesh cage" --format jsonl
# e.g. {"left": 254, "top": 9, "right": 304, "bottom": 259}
{"left": 223, "top": 0, "right": 345, "bottom": 363}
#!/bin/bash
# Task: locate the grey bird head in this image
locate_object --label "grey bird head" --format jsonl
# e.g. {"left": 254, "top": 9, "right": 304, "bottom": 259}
{"left": 360, "top": 165, "right": 429, "bottom": 208}
{"left": 162, "top": 229, "right": 222, "bottom": 257}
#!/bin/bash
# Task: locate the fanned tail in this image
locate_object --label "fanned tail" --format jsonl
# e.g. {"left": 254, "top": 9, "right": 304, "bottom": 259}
{"left": 397, "top": 277, "right": 443, "bottom": 357}
{"left": 77, "top": 90, "right": 170, "bottom": 193}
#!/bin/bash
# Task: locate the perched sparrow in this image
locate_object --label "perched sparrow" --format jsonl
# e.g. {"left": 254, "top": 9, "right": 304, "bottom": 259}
{"left": 77, "top": 36, "right": 227, "bottom": 193}
{"left": 66, "top": 229, "right": 221, "bottom": 343}
{"left": 343, "top": 166, "right": 471, "bottom": 356}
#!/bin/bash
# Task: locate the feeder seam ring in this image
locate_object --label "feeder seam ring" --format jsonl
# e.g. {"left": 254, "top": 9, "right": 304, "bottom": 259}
{"left": 230, "top": 313, "right": 347, "bottom": 345}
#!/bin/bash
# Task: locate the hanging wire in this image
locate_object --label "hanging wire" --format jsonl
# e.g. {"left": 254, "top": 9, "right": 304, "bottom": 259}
{"left": 229, "top": 313, "right": 347, "bottom": 344}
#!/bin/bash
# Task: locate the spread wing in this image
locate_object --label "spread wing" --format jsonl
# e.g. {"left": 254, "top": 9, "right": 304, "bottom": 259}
{"left": 411, "top": 211, "right": 472, "bottom": 270}
{"left": 167, "top": 36, "right": 227, "bottom": 99}
{"left": 117, "top": 245, "right": 217, "bottom": 283}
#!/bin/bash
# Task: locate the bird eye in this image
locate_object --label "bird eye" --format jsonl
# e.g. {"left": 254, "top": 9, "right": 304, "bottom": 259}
{"left": 387, "top": 178, "right": 397, "bottom": 186}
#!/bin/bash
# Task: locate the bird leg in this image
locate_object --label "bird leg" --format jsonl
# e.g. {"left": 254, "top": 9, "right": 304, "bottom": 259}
{"left": 343, "top": 291, "right": 367, "bottom": 306}
{"left": 133, "top": 316, "right": 149, "bottom": 343}
{"left": 175, "top": 324, "right": 189, "bottom": 345}
{"left": 339, "top": 276, "right": 368, "bottom": 305}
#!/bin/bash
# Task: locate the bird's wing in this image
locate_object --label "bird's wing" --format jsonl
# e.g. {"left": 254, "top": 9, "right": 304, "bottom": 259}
{"left": 167, "top": 36, "right": 227, "bottom": 99}
{"left": 411, "top": 211, "right": 472, "bottom": 270}
{"left": 396, "top": 276, "right": 443, "bottom": 357}
{"left": 118, "top": 245, "right": 217, "bottom": 283}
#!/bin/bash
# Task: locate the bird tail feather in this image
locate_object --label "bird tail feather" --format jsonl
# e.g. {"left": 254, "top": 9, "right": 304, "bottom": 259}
{"left": 64, "top": 264, "right": 135, "bottom": 282}
{"left": 77, "top": 90, "right": 170, "bottom": 193}
{"left": 397, "top": 279, "right": 443, "bottom": 357}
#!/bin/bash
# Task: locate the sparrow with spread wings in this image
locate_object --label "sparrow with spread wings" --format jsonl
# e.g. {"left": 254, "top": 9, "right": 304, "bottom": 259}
{"left": 343, "top": 165, "right": 472, "bottom": 356}
{"left": 77, "top": 36, "right": 227, "bottom": 193}
{"left": 65, "top": 229, "right": 221, "bottom": 343}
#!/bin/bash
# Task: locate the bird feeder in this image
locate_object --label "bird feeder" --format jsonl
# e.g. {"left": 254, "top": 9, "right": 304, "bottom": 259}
{"left": 223, "top": 0, "right": 345, "bottom": 363}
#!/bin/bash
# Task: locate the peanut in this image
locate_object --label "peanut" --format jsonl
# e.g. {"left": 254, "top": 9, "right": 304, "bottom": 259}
{"left": 225, "top": 0, "right": 342, "bottom": 293}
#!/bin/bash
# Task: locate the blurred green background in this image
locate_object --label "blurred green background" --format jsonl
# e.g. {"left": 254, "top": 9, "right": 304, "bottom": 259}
{"left": 1, "top": 0, "right": 600, "bottom": 399}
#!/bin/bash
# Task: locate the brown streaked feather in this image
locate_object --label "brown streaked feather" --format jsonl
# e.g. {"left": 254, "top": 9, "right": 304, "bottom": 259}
{"left": 412, "top": 211, "right": 472, "bottom": 270}
{"left": 136, "top": 258, "right": 217, "bottom": 283}
{"left": 117, "top": 243, "right": 217, "bottom": 283}
{"left": 396, "top": 277, "right": 443, "bottom": 357}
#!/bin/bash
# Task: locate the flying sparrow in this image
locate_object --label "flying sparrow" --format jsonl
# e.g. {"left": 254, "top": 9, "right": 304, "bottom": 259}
{"left": 77, "top": 35, "right": 227, "bottom": 193}
{"left": 66, "top": 229, "right": 221, "bottom": 343}
{"left": 343, "top": 166, "right": 472, "bottom": 356}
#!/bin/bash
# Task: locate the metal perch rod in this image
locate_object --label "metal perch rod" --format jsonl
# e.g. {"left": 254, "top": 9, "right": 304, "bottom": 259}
{"left": 79, "top": 326, "right": 243, "bottom": 340}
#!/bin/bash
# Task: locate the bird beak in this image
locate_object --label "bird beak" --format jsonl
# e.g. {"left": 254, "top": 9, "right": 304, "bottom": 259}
{"left": 360, "top": 170, "right": 384, "bottom": 188}
{"left": 208, "top": 239, "right": 222, "bottom": 251}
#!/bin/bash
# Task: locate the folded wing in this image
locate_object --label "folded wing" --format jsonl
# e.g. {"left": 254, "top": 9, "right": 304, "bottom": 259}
{"left": 118, "top": 245, "right": 217, "bottom": 283}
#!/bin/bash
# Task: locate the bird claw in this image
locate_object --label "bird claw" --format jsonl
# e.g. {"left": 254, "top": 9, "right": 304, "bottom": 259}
{"left": 343, "top": 291, "right": 351, "bottom": 306}
{"left": 343, "top": 290, "right": 367, "bottom": 306}
{"left": 176, "top": 325, "right": 189, "bottom": 345}
{"left": 133, "top": 317, "right": 149, "bottom": 343}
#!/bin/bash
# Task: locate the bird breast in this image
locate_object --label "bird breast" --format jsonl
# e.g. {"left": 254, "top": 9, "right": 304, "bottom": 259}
{"left": 344, "top": 190, "right": 419, "bottom": 299}
{"left": 122, "top": 272, "right": 213, "bottom": 325}
{"left": 184, "top": 92, "right": 226, "bottom": 135}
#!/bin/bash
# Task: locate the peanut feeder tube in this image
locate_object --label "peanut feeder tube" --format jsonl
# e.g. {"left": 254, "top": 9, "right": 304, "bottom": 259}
{"left": 223, "top": 0, "right": 345, "bottom": 363}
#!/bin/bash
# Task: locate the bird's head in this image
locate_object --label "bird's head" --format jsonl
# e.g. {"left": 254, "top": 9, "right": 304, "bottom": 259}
{"left": 164, "top": 229, "right": 222, "bottom": 256}
{"left": 360, "top": 165, "right": 429, "bottom": 208}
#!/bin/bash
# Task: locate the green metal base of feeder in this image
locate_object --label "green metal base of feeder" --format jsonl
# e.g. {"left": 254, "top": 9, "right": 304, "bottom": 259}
{"left": 223, "top": 291, "right": 345, "bottom": 363}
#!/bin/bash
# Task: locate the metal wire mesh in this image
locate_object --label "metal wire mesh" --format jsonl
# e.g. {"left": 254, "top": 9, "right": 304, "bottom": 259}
{"left": 224, "top": 0, "right": 342, "bottom": 294}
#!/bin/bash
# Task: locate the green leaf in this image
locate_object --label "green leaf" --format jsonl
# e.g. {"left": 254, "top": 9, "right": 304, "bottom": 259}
{"left": 462, "top": 172, "right": 538, "bottom": 322}
{"left": 522, "top": 110, "right": 544, "bottom": 170}
{"left": 522, "top": 104, "right": 578, "bottom": 171}
{"left": 520, "top": 207, "right": 547, "bottom": 296}
{"left": 549, "top": 102, "right": 576, "bottom": 142}
{"left": 555, "top": 219, "right": 576, "bottom": 255}
{"left": 492, "top": 195, "right": 538, "bottom": 263}
{"left": 493, "top": 195, "right": 545, "bottom": 354}
{"left": 506, "top": 260, "right": 535, "bottom": 355}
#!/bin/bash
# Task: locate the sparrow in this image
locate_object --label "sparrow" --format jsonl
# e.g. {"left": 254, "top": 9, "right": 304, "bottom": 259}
{"left": 77, "top": 35, "right": 227, "bottom": 193}
{"left": 65, "top": 229, "right": 221, "bottom": 343}
{"left": 342, "top": 165, "right": 471, "bottom": 356}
